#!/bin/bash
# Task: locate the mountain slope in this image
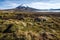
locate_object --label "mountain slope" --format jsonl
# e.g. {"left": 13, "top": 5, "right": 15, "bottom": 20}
{"left": 1, "top": 5, "right": 40, "bottom": 12}
{"left": 15, "top": 5, "right": 40, "bottom": 12}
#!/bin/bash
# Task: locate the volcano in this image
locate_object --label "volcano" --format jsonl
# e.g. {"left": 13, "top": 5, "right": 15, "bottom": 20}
{"left": 1, "top": 4, "right": 40, "bottom": 12}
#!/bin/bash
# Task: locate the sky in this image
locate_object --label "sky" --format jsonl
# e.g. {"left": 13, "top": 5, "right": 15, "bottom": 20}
{"left": 0, "top": 0, "right": 60, "bottom": 9}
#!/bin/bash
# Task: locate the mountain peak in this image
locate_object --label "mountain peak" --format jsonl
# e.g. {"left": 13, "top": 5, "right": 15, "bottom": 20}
{"left": 15, "top": 4, "right": 40, "bottom": 12}
{"left": 2, "top": 4, "right": 40, "bottom": 12}
{"left": 20, "top": 4, "right": 28, "bottom": 7}
{"left": 16, "top": 4, "right": 28, "bottom": 9}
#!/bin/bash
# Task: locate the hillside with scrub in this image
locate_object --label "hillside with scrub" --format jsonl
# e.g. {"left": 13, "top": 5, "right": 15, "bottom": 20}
{"left": 0, "top": 12, "right": 60, "bottom": 40}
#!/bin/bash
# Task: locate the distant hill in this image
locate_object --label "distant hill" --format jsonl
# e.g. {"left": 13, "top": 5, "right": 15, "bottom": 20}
{"left": 50, "top": 9, "right": 60, "bottom": 10}
{"left": 0, "top": 5, "right": 40, "bottom": 12}
{"left": 15, "top": 5, "right": 40, "bottom": 12}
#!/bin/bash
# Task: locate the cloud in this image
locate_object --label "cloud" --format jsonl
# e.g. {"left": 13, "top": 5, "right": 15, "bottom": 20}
{"left": 50, "top": 0, "right": 60, "bottom": 3}
{"left": 0, "top": 0, "right": 60, "bottom": 9}
{"left": 0, "top": 1, "right": 20, "bottom": 9}
{"left": 26, "top": 2, "right": 60, "bottom": 9}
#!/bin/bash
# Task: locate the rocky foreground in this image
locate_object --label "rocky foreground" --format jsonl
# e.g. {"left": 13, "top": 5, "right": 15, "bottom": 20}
{"left": 0, "top": 12, "right": 60, "bottom": 40}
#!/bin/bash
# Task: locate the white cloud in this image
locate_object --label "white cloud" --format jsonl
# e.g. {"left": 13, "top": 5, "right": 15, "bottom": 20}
{"left": 26, "top": 2, "right": 60, "bottom": 9}
{"left": 1, "top": 0, "right": 60, "bottom": 9}
{"left": 0, "top": 1, "right": 20, "bottom": 9}
{"left": 50, "top": 0, "right": 60, "bottom": 3}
